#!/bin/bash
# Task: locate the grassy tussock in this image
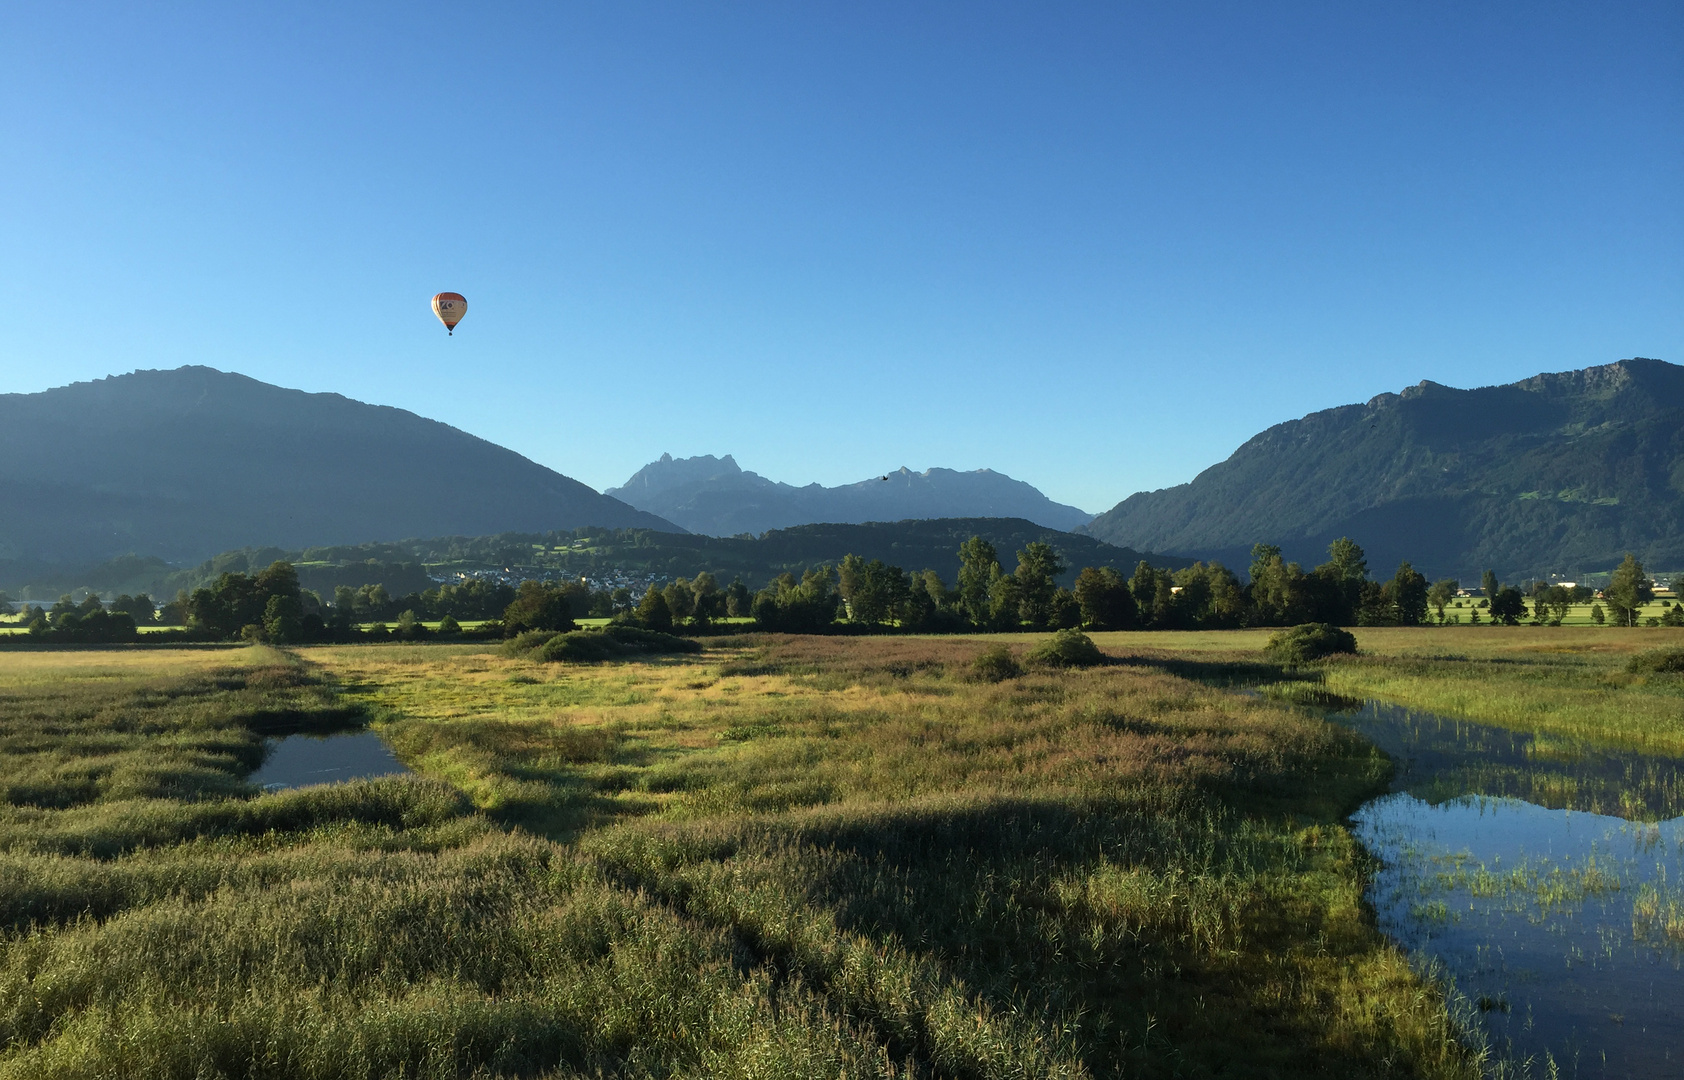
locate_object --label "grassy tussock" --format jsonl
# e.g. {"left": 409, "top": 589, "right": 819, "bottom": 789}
{"left": 0, "top": 638, "right": 1484, "bottom": 1077}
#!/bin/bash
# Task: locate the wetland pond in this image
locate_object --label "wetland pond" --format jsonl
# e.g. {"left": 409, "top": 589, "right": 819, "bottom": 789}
{"left": 247, "top": 729, "right": 411, "bottom": 791}
{"left": 1299, "top": 695, "right": 1684, "bottom": 1078}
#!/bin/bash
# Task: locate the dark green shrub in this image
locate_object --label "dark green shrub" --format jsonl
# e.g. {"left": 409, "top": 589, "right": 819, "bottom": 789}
{"left": 971, "top": 645, "right": 1022, "bottom": 682}
{"left": 1025, "top": 629, "right": 1106, "bottom": 668}
{"left": 436, "top": 615, "right": 462, "bottom": 636}
{"left": 1627, "top": 648, "right": 1684, "bottom": 674}
{"left": 1264, "top": 623, "right": 1358, "bottom": 664}
{"left": 501, "top": 629, "right": 559, "bottom": 656}
{"left": 537, "top": 632, "right": 619, "bottom": 663}
{"left": 603, "top": 624, "right": 702, "bottom": 653}
{"left": 532, "top": 627, "right": 703, "bottom": 664}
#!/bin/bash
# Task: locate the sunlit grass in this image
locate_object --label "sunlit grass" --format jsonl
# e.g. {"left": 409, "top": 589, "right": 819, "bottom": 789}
{"left": 0, "top": 634, "right": 1492, "bottom": 1077}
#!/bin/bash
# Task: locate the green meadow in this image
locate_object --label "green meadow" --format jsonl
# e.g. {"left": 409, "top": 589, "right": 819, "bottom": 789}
{"left": 4, "top": 624, "right": 1678, "bottom": 1077}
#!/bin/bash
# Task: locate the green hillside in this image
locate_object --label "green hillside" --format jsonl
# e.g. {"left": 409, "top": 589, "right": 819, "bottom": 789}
{"left": 7, "top": 519, "right": 1185, "bottom": 601}
{"left": 1082, "top": 358, "right": 1684, "bottom": 580}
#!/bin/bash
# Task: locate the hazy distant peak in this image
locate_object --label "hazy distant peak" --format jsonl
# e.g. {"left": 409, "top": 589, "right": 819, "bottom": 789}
{"left": 608, "top": 453, "right": 762, "bottom": 499}
{"left": 610, "top": 453, "right": 1093, "bottom": 536}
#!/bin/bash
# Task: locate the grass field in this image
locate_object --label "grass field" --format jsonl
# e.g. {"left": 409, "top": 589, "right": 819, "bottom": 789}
{"left": 1320, "top": 626, "right": 1684, "bottom": 756}
{"left": 0, "top": 633, "right": 1499, "bottom": 1079}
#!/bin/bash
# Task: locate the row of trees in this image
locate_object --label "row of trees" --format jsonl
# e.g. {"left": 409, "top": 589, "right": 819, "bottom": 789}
{"left": 8, "top": 543, "right": 1669, "bottom": 645}
{"left": 618, "top": 540, "right": 1670, "bottom": 635}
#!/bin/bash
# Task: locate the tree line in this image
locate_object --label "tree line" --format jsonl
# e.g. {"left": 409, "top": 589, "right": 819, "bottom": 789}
{"left": 6, "top": 540, "right": 1670, "bottom": 645}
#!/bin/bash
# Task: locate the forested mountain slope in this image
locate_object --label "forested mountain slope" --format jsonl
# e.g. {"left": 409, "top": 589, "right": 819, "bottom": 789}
{"left": 1082, "top": 358, "right": 1684, "bottom": 580}
{"left": 0, "top": 366, "right": 678, "bottom": 568}
{"left": 608, "top": 453, "right": 1093, "bottom": 535}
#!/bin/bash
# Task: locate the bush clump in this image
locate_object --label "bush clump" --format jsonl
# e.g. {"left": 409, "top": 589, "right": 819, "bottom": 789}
{"left": 501, "top": 629, "right": 560, "bottom": 657}
{"left": 1025, "top": 629, "right": 1107, "bottom": 669}
{"left": 530, "top": 625, "right": 703, "bottom": 664}
{"left": 1264, "top": 623, "right": 1358, "bottom": 664}
{"left": 971, "top": 645, "right": 1023, "bottom": 682}
{"left": 1627, "top": 648, "right": 1684, "bottom": 675}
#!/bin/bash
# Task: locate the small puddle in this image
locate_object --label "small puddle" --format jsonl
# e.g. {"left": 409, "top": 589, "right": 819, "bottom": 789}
{"left": 248, "top": 730, "right": 411, "bottom": 791}
{"left": 1303, "top": 697, "right": 1684, "bottom": 1078}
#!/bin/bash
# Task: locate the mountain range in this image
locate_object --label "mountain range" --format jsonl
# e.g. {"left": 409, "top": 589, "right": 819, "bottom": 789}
{"left": 607, "top": 454, "right": 1093, "bottom": 536}
{"left": 1082, "top": 357, "right": 1684, "bottom": 580}
{"left": 0, "top": 366, "right": 678, "bottom": 570}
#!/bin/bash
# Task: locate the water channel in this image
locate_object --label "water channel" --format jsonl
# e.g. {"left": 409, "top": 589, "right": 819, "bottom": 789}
{"left": 1303, "top": 695, "right": 1684, "bottom": 1077}
{"left": 247, "top": 730, "right": 411, "bottom": 791}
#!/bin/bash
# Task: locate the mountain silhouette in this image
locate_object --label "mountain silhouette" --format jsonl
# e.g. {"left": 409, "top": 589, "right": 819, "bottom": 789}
{"left": 1082, "top": 358, "right": 1684, "bottom": 579}
{"left": 0, "top": 366, "right": 680, "bottom": 569}
{"left": 608, "top": 454, "right": 1092, "bottom": 536}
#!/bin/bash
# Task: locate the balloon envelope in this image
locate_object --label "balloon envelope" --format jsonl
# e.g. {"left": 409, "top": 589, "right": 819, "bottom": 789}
{"left": 431, "top": 292, "right": 467, "bottom": 334}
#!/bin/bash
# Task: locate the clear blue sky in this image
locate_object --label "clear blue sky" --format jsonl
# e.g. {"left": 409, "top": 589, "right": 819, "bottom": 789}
{"left": 5, "top": 2, "right": 1679, "bottom": 513}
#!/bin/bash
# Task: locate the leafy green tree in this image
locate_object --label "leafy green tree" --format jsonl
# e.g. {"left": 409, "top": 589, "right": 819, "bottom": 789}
{"left": 838, "top": 554, "right": 869, "bottom": 613}
{"left": 751, "top": 566, "right": 840, "bottom": 633}
{"left": 159, "top": 590, "right": 190, "bottom": 626}
{"left": 662, "top": 578, "right": 696, "bottom": 623}
{"left": 1590, "top": 603, "right": 1606, "bottom": 626}
{"left": 108, "top": 594, "right": 156, "bottom": 624}
{"left": 1013, "top": 541, "right": 1066, "bottom": 629}
{"left": 1389, "top": 562, "right": 1429, "bottom": 626}
{"left": 1489, "top": 586, "right": 1527, "bottom": 626}
{"left": 1311, "top": 538, "right": 1369, "bottom": 625}
{"left": 1248, "top": 543, "right": 1282, "bottom": 583}
{"left": 393, "top": 609, "right": 428, "bottom": 640}
{"left": 690, "top": 572, "right": 722, "bottom": 620}
{"left": 1048, "top": 588, "right": 1082, "bottom": 630}
{"left": 255, "top": 561, "right": 301, "bottom": 604}
{"left": 1129, "top": 561, "right": 1171, "bottom": 627}
{"left": 502, "top": 581, "right": 576, "bottom": 636}
{"left": 264, "top": 593, "right": 305, "bottom": 642}
{"left": 1604, "top": 553, "right": 1654, "bottom": 627}
{"left": 1174, "top": 562, "right": 1246, "bottom": 628}
{"left": 1073, "top": 566, "right": 1136, "bottom": 630}
{"left": 840, "top": 557, "right": 910, "bottom": 627}
{"left": 1481, "top": 570, "right": 1500, "bottom": 606}
{"left": 724, "top": 578, "right": 752, "bottom": 617}
{"left": 1247, "top": 544, "right": 1312, "bottom": 626}
{"left": 1427, "top": 579, "right": 1459, "bottom": 623}
{"left": 986, "top": 568, "right": 1022, "bottom": 630}
{"left": 1537, "top": 585, "right": 1572, "bottom": 625}
{"left": 1356, "top": 581, "right": 1390, "bottom": 626}
{"left": 956, "top": 537, "right": 1001, "bottom": 627}
{"left": 635, "top": 585, "right": 673, "bottom": 632}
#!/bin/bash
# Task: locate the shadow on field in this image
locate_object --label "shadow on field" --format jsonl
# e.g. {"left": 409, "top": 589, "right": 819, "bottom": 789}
{"left": 1108, "top": 652, "right": 1295, "bottom": 688}
{"left": 594, "top": 790, "right": 1382, "bottom": 1079}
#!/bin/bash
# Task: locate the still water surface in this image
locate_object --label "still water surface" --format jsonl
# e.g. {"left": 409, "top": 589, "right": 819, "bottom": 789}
{"left": 247, "top": 730, "right": 411, "bottom": 791}
{"left": 1325, "top": 699, "right": 1684, "bottom": 1078}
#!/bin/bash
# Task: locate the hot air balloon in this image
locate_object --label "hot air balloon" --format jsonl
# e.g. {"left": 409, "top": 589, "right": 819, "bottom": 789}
{"left": 431, "top": 292, "right": 467, "bottom": 335}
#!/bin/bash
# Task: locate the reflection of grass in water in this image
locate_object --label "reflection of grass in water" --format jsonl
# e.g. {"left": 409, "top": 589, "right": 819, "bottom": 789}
{"left": 1631, "top": 880, "right": 1684, "bottom": 946}
{"left": 1265, "top": 670, "right": 1684, "bottom": 821}
{"left": 1256, "top": 681, "right": 1368, "bottom": 713}
{"left": 1385, "top": 845, "right": 1625, "bottom": 924}
{"left": 1319, "top": 627, "right": 1684, "bottom": 760}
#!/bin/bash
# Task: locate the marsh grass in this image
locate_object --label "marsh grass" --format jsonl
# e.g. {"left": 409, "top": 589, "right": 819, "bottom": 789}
{"left": 0, "top": 636, "right": 1483, "bottom": 1077}
{"left": 1316, "top": 628, "right": 1684, "bottom": 756}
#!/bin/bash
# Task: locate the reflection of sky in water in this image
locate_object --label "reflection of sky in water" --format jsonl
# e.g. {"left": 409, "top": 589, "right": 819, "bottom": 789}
{"left": 1326, "top": 701, "right": 1684, "bottom": 1078}
{"left": 248, "top": 731, "right": 410, "bottom": 791}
